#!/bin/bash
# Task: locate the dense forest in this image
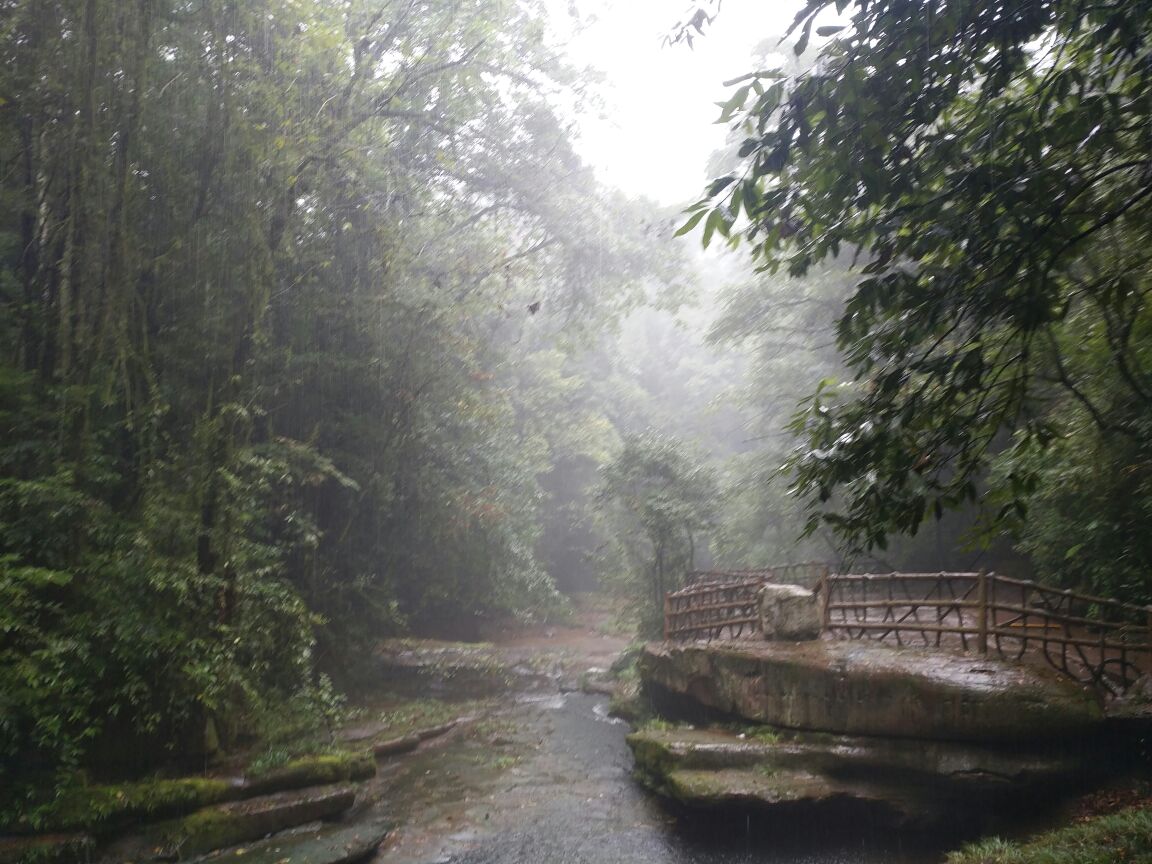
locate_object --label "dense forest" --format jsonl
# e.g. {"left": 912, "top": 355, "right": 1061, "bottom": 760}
{"left": 0, "top": 0, "right": 771, "bottom": 807}
{"left": 0, "top": 0, "right": 678, "bottom": 801}
{"left": 3, "top": 0, "right": 1151, "bottom": 824}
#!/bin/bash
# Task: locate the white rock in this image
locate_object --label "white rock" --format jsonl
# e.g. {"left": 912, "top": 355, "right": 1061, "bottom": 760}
{"left": 759, "top": 583, "right": 821, "bottom": 641}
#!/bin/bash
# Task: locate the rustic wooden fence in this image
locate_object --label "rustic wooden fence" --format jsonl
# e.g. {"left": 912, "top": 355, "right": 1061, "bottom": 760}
{"left": 821, "top": 571, "right": 1152, "bottom": 696}
{"left": 664, "top": 563, "right": 830, "bottom": 641}
{"left": 663, "top": 567, "right": 1152, "bottom": 695}
{"left": 684, "top": 562, "right": 830, "bottom": 588}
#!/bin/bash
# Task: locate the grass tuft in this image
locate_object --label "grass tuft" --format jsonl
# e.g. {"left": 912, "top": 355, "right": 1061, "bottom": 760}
{"left": 947, "top": 806, "right": 1152, "bottom": 864}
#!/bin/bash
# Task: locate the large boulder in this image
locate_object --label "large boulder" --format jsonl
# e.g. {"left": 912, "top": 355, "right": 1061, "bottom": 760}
{"left": 758, "top": 584, "right": 821, "bottom": 640}
{"left": 640, "top": 640, "right": 1104, "bottom": 742}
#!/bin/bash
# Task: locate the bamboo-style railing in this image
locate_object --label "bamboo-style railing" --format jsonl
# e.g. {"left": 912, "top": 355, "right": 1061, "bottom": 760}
{"left": 663, "top": 567, "right": 1152, "bottom": 696}
{"left": 822, "top": 571, "right": 1152, "bottom": 696}
{"left": 685, "top": 562, "right": 830, "bottom": 589}
{"left": 664, "top": 563, "right": 830, "bottom": 641}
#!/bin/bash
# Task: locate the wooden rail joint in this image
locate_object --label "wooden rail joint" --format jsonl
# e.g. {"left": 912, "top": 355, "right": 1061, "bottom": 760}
{"left": 820, "top": 571, "right": 1152, "bottom": 697}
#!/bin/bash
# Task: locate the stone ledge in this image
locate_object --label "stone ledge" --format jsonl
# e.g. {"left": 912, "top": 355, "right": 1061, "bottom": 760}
{"left": 640, "top": 640, "right": 1104, "bottom": 742}
{"left": 98, "top": 784, "right": 357, "bottom": 861}
{"left": 628, "top": 724, "right": 1089, "bottom": 829}
{"left": 190, "top": 818, "right": 389, "bottom": 864}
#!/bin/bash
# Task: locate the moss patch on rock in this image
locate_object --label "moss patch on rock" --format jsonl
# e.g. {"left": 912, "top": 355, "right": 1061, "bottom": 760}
{"left": 7, "top": 776, "right": 240, "bottom": 835}
{"left": 627, "top": 730, "right": 678, "bottom": 796}
{"left": 120, "top": 784, "right": 356, "bottom": 860}
{"left": 664, "top": 767, "right": 830, "bottom": 806}
{"left": 244, "top": 750, "right": 375, "bottom": 794}
{"left": 197, "top": 818, "right": 390, "bottom": 864}
{"left": 3, "top": 750, "right": 376, "bottom": 843}
{"left": 340, "top": 698, "right": 484, "bottom": 752}
{"left": 627, "top": 721, "right": 1090, "bottom": 831}
{"left": 607, "top": 677, "right": 648, "bottom": 723}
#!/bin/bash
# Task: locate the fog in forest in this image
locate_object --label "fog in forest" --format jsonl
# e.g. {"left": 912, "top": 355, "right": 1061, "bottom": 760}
{"left": 3, "top": 1, "right": 1152, "bottom": 861}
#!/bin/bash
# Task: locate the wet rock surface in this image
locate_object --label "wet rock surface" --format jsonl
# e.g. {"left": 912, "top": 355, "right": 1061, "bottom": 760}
{"left": 324, "top": 602, "right": 936, "bottom": 864}
{"left": 628, "top": 725, "right": 1091, "bottom": 830}
{"left": 641, "top": 640, "right": 1104, "bottom": 742}
{"left": 99, "top": 784, "right": 358, "bottom": 861}
{"left": 626, "top": 638, "right": 1137, "bottom": 838}
{"left": 195, "top": 818, "right": 390, "bottom": 864}
{"left": 243, "top": 753, "right": 377, "bottom": 796}
{"left": 11, "top": 601, "right": 1039, "bottom": 864}
{"left": 371, "top": 691, "right": 933, "bottom": 864}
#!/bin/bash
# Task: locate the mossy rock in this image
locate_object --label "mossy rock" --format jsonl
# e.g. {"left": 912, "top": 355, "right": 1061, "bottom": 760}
{"left": 108, "top": 784, "right": 356, "bottom": 861}
{"left": 628, "top": 722, "right": 1091, "bottom": 830}
{"left": 630, "top": 724, "right": 1088, "bottom": 795}
{"left": 192, "top": 818, "right": 389, "bottom": 864}
{"left": 6, "top": 777, "right": 240, "bottom": 835}
{"left": 607, "top": 679, "right": 648, "bottom": 723}
{"left": 628, "top": 727, "right": 778, "bottom": 776}
{"left": 663, "top": 766, "right": 829, "bottom": 806}
{"left": 243, "top": 751, "right": 375, "bottom": 796}
{"left": 5, "top": 752, "right": 373, "bottom": 839}
{"left": 627, "top": 731, "right": 678, "bottom": 793}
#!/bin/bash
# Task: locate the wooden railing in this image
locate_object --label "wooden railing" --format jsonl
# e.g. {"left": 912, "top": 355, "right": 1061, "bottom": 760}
{"left": 822, "top": 571, "right": 1152, "bottom": 696}
{"left": 686, "top": 562, "right": 830, "bottom": 589}
{"left": 664, "top": 577, "right": 766, "bottom": 642}
{"left": 665, "top": 563, "right": 830, "bottom": 641}
{"left": 664, "top": 566, "right": 1152, "bottom": 695}
{"left": 684, "top": 568, "right": 778, "bottom": 586}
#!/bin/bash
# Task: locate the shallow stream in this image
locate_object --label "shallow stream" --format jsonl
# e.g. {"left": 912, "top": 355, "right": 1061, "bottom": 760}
{"left": 358, "top": 685, "right": 942, "bottom": 864}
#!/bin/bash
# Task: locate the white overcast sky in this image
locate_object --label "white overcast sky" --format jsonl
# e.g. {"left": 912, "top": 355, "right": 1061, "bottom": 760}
{"left": 545, "top": 1, "right": 804, "bottom": 205}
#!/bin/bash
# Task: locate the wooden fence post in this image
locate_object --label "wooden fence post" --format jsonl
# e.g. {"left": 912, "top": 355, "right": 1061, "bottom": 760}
{"left": 1145, "top": 606, "right": 1152, "bottom": 670}
{"left": 976, "top": 570, "right": 989, "bottom": 656}
{"left": 819, "top": 568, "right": 831, "bottom": 635}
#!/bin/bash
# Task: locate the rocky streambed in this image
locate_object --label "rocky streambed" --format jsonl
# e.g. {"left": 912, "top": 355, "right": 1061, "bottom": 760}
{"left": 353, "top": 618, "right": 946, "bottom": 864}
{"left": 10, "top": 603, "right": 1141, "bottom": 864}
{"left": 0, "top": 751, "right": 389, "bottom": 864}
{"left": 0, "top": 602, "right": 641, "bottom": 864}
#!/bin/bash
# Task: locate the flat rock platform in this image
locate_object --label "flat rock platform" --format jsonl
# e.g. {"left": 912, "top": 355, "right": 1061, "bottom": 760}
{"left": 640, "top": 640, "right": 1105, "bottom": 742}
